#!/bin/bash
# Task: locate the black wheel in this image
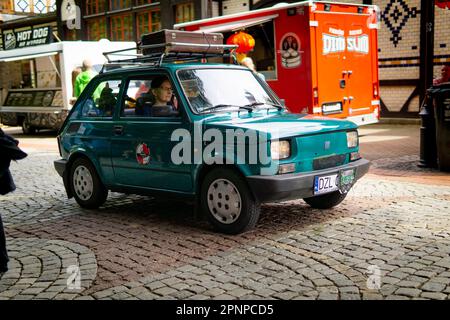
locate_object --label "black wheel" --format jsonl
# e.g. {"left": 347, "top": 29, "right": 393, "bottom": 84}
{"left": 22, "top": 121, "right": 36, "bottom": 135}
{"left": 303, "top": 191, "right": 347, "bottom": 209}
{"left": 70, "top": 157, "right": 108, "bottom": 209}
{"left": 201, "top": 168, "right": 260, "bottom": 235}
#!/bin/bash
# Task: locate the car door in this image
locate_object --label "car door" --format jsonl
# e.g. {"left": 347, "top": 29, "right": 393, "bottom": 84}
{"left": 110, "top": 73, "right": 193, "bottom": 192}
{"left": 73, "top": 77, "right": 123, "bottom": 184}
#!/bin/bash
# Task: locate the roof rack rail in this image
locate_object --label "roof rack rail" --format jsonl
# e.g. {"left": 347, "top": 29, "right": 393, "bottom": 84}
{"left": 101, "top": 42, "right": 238, "bottom": 73}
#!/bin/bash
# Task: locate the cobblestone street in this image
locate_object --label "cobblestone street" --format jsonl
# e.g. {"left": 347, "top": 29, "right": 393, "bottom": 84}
{"left": 0, "top": 124, "right": 449, "bottom": 300}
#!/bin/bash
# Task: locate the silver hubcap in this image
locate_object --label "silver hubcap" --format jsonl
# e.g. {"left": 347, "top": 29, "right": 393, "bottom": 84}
{"left": 73, "top": 165, "right": 94, "bottom": 201}
{"left": 207, "top": 178, "right": 242, "bottom": 224}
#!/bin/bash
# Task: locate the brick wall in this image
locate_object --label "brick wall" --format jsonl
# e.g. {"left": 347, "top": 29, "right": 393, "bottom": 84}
{"left": 434, "top": 5, "right": 450, "bottom": 79}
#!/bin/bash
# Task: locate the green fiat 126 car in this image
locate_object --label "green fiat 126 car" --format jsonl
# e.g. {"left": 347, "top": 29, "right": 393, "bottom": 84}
{"left": 54, "top": 32, "right": 370, "bottom": 234}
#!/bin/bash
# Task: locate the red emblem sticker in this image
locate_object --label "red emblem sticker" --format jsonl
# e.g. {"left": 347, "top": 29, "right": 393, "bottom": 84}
{"left": 136, "top": 143, "right": 150, "bottom": 165}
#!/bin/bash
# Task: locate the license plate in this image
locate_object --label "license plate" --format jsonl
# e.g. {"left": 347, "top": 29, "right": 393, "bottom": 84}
{"left": 339, "top": 169, "right": 355, "bottom": 193}
{"left": 314, "top": 174, "right": 339, "bottom": 195}
{"left": 322, "top": 102, "right": 342, "bottom": 115}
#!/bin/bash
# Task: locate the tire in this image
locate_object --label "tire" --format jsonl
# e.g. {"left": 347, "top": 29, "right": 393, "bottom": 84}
{"left": 70, "top": 157, "right": 108, "bottom": 209}
{"left": 303, "top": 191, "right": 347, "bottom": 209}
{"left": 22, "top": 121, "right": 36, "bottom": 135}
{"left": 201, "top": 168, "right": 260, "bottom": 235}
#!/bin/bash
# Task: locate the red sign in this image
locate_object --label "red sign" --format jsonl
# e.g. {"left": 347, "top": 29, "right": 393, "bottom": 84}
{"left": 435, "top": 0, "right": 450, "bottom": 9}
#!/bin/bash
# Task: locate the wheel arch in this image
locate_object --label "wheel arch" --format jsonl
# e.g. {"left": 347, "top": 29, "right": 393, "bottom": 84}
{"left": 194, "top": 163, "right": 257, "bottom": 201}
{"left": 65, "top": 151, "right": 107, "bottom": 196}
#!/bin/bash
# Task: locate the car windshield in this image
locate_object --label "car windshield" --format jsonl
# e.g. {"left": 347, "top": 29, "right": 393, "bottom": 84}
{"left": 178, "top": 68, "right": 280, "bottom": 114}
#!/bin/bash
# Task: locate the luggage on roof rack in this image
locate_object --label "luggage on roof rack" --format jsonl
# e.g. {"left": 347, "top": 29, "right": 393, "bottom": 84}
{"left": 100, "top": 30, "right": 237, "bottom": 72}
{"left": 140, "top": 29, "right": 224, "bottom": 55}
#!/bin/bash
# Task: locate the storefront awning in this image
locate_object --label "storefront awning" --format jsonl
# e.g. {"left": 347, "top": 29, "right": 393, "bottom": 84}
{"left": 0, "top": 51, "right": 60, "bottom": 62}
{"left": 195, "top": 14, "right": 278, "bottom": 33}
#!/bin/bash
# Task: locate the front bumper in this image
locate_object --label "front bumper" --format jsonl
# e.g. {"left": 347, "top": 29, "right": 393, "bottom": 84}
{"left": 247, "top": 158, "right": 370, "bottom": 202}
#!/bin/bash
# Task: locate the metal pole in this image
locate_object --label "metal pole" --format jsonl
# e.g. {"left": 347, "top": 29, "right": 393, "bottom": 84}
{"left": 418, "top": 0, "right": 436, "bottom": 168}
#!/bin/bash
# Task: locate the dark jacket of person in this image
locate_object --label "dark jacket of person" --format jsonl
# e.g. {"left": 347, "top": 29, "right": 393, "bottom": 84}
{"left": 0, "top": 129, "right": 27, "bottom": 195}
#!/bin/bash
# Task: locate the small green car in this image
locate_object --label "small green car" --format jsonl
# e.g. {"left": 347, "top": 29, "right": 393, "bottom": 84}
{"left": 54, "top": 61, "right": 369, "bottom": 234}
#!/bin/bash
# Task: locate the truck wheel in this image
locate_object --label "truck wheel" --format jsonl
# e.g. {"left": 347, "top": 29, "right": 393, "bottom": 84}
{"left": 22, "top": 121, "right": 36, "bottom": 135}
{"left": 303, "top": 191, "right": 347, "bottom": 209}
{"left": 201, "top": 168, "right": 260, "bottom": 235}
{"left": 70, "top": 157, "right": 108, "bottom": 209}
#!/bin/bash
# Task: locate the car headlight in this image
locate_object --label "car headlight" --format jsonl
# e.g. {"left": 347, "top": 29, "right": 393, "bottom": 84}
{"left": 347, "top": 131, "right": 359, "bottom": 148}
{"left": 271, "top": 140, "right": 290, "bottom": 160}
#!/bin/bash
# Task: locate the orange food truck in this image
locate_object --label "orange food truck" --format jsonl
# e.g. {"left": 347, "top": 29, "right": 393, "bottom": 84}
{"left": 175, "top": 1, "right": 380, "bottom": 126}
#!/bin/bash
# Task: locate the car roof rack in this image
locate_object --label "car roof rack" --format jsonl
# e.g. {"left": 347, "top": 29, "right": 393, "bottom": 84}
{"left": 101, "top": 30, "right": 238, "bottom": 73}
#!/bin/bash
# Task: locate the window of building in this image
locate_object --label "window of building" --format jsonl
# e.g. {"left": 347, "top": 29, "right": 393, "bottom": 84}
{"left": 109, "top": 0, "right": 132, "bottom": 11}
{"left": 86, "top": 18, "right": 107, "bottom": 41}
{"left": 135, "top": 0, "right": 154, "bottom": 6}
{"left": 1, "top": 0, "right": 15, "bottom": 13}
{"left": 175, "top": 2, "right": 195, "bottom": 24}
{"left": 85, "top": 0, "right": 106, "bottom": 15}
{"left": 137, "top": 9, "right": 161, "bottom": 39}
{"left": 111, "top": 14, "right": 133, "bottom": 41}
{"left": 65, "top": 28, "right": 78, "bottom": 41}
{"left": 13, "top": 0, "right": 56, "bottom": 14}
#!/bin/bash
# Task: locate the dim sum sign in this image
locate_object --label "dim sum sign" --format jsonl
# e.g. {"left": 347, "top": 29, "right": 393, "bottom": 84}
{"left": 2, "top": 26, "right": 52, "bottom": 50}
{"left": 322, "top": 28, "right": 369, "bottom": 55}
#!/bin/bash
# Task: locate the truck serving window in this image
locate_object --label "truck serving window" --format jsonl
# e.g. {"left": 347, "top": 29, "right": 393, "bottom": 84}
{"left": 223, "top": 21, "right": 276, "bottom": 81}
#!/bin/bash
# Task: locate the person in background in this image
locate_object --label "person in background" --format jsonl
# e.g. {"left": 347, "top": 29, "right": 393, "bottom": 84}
{"left": 241, "top": 57, "right": 266, "bottom": 82}
{"left": 134, "top": 81, "right": 151, "bottom": 100}
{"left": 74, "top": 59, "right": 97, "bottom": 98}
{"left": 70, "top": 67, "right": 82, "bottom": 105}
{"left": 0, "top": 128, "right": 27, "bottom": 274}
{"left": 433, "top": 64, "right": 450, "bottom": 85}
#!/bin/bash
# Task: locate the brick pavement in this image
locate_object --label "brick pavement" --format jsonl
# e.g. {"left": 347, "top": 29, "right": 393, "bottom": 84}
{"left": 0, "top": 124, "right": 449, "bottom": 300}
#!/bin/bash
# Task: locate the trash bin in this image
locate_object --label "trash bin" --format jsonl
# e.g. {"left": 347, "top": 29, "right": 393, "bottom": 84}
{"left": 432, "top": 82, "right": 450, "bottom": 172}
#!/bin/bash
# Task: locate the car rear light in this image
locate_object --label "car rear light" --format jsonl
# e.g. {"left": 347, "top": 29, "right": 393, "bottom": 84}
{"left": 374, "top": 105, "right": 380, "bottom": 120}
{"left": 313, "top": 87, "right": 319, "bottom": 111}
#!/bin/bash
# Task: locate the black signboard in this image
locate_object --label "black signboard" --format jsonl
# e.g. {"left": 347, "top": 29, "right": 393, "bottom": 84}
{"left": 4, "top": 90, "right": 58, "bottom": 107}
{"left": 2, "top": 26, "right": 52, "bottom": 50}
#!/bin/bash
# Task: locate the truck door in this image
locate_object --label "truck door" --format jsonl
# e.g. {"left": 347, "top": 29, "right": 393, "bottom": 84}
{"left": 314, "top": 14, "right": 348, "bottom": 118}
{"left": 344, "top": 18, "right": 375, "bottom": 120}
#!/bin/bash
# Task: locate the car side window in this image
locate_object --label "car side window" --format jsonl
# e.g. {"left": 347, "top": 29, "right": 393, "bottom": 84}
{"left": 81, "top": 79, "right": 121, "bottom": 118}
{"left": 121, "top": 76, "right": 180, "bottom": 118}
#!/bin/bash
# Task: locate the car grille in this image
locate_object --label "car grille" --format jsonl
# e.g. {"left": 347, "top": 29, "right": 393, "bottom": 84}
{"left": 313, "top": 154, "right": 346, "bottom": 170}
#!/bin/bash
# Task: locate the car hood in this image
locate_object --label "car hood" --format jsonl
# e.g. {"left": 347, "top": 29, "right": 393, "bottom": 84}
{"left": 199, "top": 111, "right": 357, "bottom": 139}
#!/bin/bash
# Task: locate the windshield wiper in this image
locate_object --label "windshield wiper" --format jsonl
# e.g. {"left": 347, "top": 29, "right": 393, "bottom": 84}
{"left": 201, "top": 104, "right": 253, "bottom": 114}
{"left": 243, "top": 101, "right": 284, "bottom": 111}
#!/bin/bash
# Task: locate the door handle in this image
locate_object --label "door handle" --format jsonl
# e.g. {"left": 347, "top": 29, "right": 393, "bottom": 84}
{"left": 349, "top": 96, "right": 354, "bottom": 101}
{"left": 114, "top": 125, "right": 124, "bottom": 135}
{"left": 343, "top": 96, "right": 348, "bottom": 101}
